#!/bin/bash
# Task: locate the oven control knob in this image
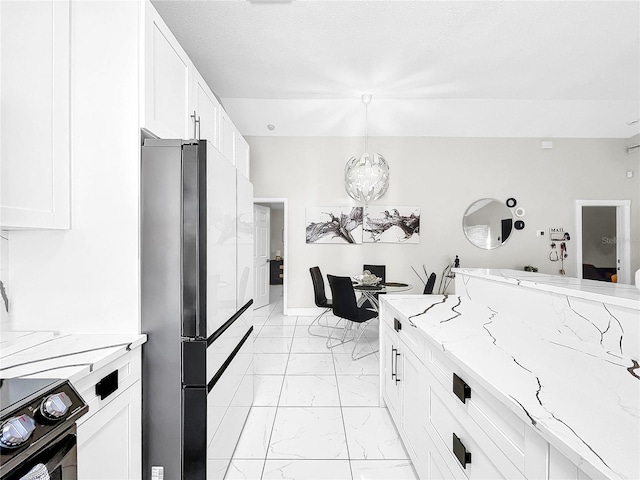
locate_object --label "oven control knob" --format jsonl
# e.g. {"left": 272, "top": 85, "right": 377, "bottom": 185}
{"left": 40, "top": 392, "right": 73, "bottom": 420}
{"left": 0, "top": 414, "right": 36, "bottom": 449}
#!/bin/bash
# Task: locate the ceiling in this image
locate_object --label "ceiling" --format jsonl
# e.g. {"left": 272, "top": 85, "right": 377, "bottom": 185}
{"left": 152, "top": 0, "right": 640, "bottom": 138}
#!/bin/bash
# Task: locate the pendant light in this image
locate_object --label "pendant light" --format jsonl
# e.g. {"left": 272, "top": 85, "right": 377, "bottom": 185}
{"left": 344, "top": 94, "right": 390, "bottom": 204}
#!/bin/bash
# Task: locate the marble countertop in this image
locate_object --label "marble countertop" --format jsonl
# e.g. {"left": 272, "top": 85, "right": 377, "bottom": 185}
{"left": 453, "top": 268, "right": 640, "bottom": 310}
{"left": 381, "top": 295, "right": 639, "bottom": 480}
{"left": 0, "top": 332, "right": 147, "bottom": 384}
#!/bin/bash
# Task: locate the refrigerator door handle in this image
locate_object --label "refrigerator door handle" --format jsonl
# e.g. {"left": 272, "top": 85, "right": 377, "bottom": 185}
{"left": 207, "top": 299, "right": 254, "bottom": 346}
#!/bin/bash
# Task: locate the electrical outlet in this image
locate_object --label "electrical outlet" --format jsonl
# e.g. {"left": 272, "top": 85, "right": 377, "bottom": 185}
{"left": 151, "top": 467, "right": 164, "bottom": 480}
{"left": 537, "top": 230, "right": 545, "bottom": 237}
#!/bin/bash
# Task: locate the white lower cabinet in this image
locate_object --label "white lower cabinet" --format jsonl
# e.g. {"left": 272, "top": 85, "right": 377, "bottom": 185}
{"left": 380, "top": 303, "right": 593, "bottom": 480}
{"left": 76, "top": 348, "right": 142, "bottom": 479}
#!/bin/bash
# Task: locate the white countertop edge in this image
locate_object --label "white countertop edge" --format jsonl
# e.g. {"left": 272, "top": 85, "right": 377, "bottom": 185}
{"left": 0, "top": 333, "right": 147, "bottom": 384}
{"left": 380, "top": 295, "right": 630, "bottom": 480}
{"left": 453, "top": 268, "right": 640, "bottom": 310}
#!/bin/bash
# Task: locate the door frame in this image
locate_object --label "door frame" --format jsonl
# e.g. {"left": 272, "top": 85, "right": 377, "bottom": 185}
{"left": 254, "top": 198, "right": 289, "bottom": 315}
{"left": 575, "top": 199, "right": 631, "bottom": 284}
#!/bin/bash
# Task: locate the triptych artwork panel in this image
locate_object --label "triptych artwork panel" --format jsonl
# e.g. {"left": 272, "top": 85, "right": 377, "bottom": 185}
{"left": 305, "top": 206, "right": 420, "bottom": 244}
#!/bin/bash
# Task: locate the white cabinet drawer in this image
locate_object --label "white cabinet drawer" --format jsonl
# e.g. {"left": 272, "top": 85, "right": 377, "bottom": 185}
{"left": 426, "top": 343, "right": 527, "bottom": 474}
{"left": 385, "top": 310, "right": 427, "bottom": 360}
{"left": 428, "top": 378, "right": 522, "bottom": 480}
{"left": 75, "top": 348, "right": 141, "bottom": 426}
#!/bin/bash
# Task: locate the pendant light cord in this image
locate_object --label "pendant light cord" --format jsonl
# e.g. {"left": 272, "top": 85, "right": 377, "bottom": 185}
{"left": 364, "top": 101, "right": 369, "bottom": 153}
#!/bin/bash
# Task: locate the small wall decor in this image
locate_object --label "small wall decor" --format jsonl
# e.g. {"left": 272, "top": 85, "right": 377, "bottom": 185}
{"left": 514, "top": 207, "right": 526, "bottom": 217}
{"left": 514, "top": 220, "right": 525, "bottom": 230}
{"left": 506, "top": 197, "right": 517, "bottom": 208}
{"left": 363, "top": 206, "right": 420, "bottom": 243}
{"left": 305, "top": 206, "right": 363, "bottom": 244}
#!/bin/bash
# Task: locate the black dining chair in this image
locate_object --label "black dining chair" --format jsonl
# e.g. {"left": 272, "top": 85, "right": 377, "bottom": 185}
{"left": 327, "top": 274, "right": 378, "bottom": 360}
{"left": 308, "top": 267, "right": 336, "bottom": 338}
{"left": 362, "top": 264, "right": 386, "bottom": 307}
{"left": 363, "top": 264, "right": 386, "bottom": 283}
{"left": 424, "top": 272, "right": 436, "bottom": 294}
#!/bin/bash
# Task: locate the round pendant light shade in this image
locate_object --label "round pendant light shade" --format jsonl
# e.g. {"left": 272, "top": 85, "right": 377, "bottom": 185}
{"left": 345, "top": 152, "right": 389, "bottom": 203}
{"left": 344, "top": 94, "right": 390, "bottom": 204}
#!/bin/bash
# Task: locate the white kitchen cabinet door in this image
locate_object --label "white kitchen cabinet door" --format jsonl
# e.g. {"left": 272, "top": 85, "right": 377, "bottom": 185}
{"left": 77, "top": 380, "right": 142, "bottom": 480}
{"left": 219, "top": 108, "right": 236, "bottom": 165}
{"left": 143, "top": 3, "right": 191, "bottom": 139}
{"left": 190, "top": 67, "right": 220, "bottom": 147}
{"left": 0, "top": 0, "right": 70, "bottom": 229}
{"left": 401, "top": 344, "right": 428, "bottom": 459}
{"left": 235, "top": 134, "right": 250, "bottom": 179}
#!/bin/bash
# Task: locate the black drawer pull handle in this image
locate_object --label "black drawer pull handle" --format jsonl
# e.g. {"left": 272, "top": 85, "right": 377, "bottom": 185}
{"left": 96, "top": 370, "right": 119, "bottom": 400}
{"left": 391, "top": 347, "right": 397, "bottom": 379}
{"left": 394, "top": 318, "right": 402, "bottom": 332}
{"left": 394, "top": 350, "right": 401, "bottom": 384}
{"left": 453, "top": 433, "right": 472, "bottom": 468}
{"left": 453, "top": 373, "right": 471, "bottom": 404}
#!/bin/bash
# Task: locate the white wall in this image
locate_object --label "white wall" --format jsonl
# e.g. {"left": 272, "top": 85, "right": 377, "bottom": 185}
{"left": 7, "top": 1, "right": 141, "bottom": 334}
{"left": 248, "top": 135, "right": 640, "bottom": 310}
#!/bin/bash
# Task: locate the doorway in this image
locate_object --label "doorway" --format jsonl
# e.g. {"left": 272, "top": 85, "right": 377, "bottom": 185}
{"left": 575, "top": 200, "right": 631, "bottom": 284}
{"left": 254, "top": 198, "right": 288, "bottom": 312}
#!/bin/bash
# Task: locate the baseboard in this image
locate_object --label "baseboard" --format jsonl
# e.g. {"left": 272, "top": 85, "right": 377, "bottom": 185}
{"left": 284, "top": 307, "right": 326, "bottom": 317}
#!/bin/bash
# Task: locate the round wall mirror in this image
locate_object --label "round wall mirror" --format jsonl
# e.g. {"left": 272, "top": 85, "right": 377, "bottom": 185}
{"left": 463, "top": 198, "right": 514, "bottom": 249}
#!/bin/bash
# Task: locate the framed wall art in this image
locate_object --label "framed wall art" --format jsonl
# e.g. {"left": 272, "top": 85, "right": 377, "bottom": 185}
{"left": 363, "top": 206, "right": 420, "bottom": 243}
{"left": 305, "top": 206, "right": 363, "bottom": 244}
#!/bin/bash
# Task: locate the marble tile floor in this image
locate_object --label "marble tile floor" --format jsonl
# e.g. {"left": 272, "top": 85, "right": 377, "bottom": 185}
{"left": 225, "top": 286, "right": 419, "bottom": 480}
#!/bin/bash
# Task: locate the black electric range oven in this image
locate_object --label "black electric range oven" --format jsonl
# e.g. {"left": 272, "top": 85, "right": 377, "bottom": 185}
{"left": 0, "top": 379, "right": 88, "bottom": 480}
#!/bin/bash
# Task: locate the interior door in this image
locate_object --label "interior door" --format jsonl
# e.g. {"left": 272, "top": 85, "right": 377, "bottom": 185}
{"left": 577, "top": 200, "right": 631, "bottom": 284}
{"left": 253, "top": 205, "right": 270, "bottom": 309}
{"left": 581, "top": 206, "right": 617, "bottom": 282}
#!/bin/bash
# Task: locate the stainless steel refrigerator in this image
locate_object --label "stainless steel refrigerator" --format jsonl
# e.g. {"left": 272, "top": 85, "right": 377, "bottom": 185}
{"left": 140, "top": 139, "right": 254, "bottom": 480}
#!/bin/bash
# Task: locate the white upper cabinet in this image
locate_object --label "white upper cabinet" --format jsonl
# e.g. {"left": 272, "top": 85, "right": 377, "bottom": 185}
{"left": 190, "top": 67, "right": 220, "bottom": 148}
{"left": 235, "top": 135, "right": 250, "bottom": 180}
{"left": 219, "top": 108, "right": 236, "bottom": 165}
{"left": 142, "top": 3, "right": 248, "bottom": 174}
{"left": 0, "top": 0, "right": 70, "bottom": 229}
{"left": 143, "top": 3, "right": 191, "bottom": 140}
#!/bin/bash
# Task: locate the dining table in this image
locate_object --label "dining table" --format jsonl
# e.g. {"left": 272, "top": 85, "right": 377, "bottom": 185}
{"left": 353, "top": 281, "right": 413, "bottom": 312}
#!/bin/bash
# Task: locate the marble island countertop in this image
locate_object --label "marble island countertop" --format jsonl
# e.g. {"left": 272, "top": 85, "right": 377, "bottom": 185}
{"left": 382, "top": 295, "right": 640, "bottom": 480}
{"left": 0, "top": 331, "right": 147, "bottom": 384}
{"left": 453, "top": 268, "right": 640, "bottom": 310}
